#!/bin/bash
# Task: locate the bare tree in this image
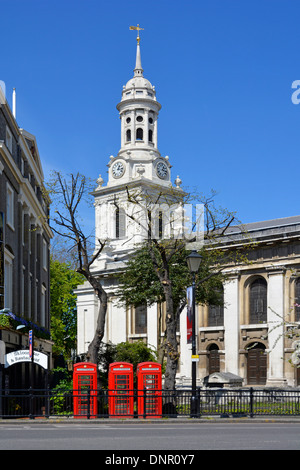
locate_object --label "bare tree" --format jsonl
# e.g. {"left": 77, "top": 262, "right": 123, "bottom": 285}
{"left": 47, "top": 171, "right": 108, "bottom": 364}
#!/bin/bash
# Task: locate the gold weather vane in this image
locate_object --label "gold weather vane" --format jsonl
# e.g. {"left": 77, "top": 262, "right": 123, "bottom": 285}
{"left": 129, "top": 24, "right": 144, "bottom": 44}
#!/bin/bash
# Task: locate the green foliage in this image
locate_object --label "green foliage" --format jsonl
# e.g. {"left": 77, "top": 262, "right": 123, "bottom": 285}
{"left": 50, "top": 367, "right": 73, "bottom": 415}
{"left": 98, "top": 341, "right": 159, "bottom": 387}
{"left": 116, "top": 244, "right": 225, "bottom": 315}
{"left": 50, "top": 256, "right": 84, "bottom": 361}
{"left": 0, "top": 314, "right": 11, "bottom": 328}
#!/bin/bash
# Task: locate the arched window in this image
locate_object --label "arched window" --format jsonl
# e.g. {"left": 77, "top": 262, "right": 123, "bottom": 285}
{"left": 148, "top": 129, "right": 153, "bottom": 142}
{"left": 126, "top": 129, "right": 131, "bottom": 142}
{"left": 136, "top": 128, "right": 143, "bottom": 141}
{"left": 249, "top": 277, "right": 267, "bottom": 324}
{"left": 208, "top": 287, "right": 224, "bottom": 326}
{"left": 295, "top": 278, "right": 300, "bottom": 322}
{"left": 115, "top": 206, "right": 126, "bottom": 239}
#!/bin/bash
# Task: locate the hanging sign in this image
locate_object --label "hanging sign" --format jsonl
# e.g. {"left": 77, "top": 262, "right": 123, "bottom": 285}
{"left": 186, "top": 286, "right": 193, "bottom": 344}
{"left": 4, "top": 349, "right": 48, "bottom": 369}
{"left": 29, "top": 330, "right": 33, "bottom": 358}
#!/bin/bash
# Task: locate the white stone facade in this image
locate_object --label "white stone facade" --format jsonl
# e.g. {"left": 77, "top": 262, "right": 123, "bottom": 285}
{"left": 76, "top": 37, "right": 300, "bottom": 387}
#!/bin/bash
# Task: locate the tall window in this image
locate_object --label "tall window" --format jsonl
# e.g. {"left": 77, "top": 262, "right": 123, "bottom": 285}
{"left": 115, "top": 206, "right": 126, "bottom": 239}
{"left": 4, "top": 248, "right": 14, "bottom": 310}
{"left": 41, "top": 284, "right": 46, "bottom": 327}
{"left": 136, "top": 128, "right": 143, "bottom": 141}
{"left": 126, "top": 129, "right": 131, "bottom": 142}
{"left": 135, "top": 304, "right": 147, "bottom": 334}
{"left": 6, "top": 183, "right": 14, "bottom": 229}
{"left": 249, "top": 277, "right": 267, "bottom": 324}
{"left": 5, "top": 126, "right": 12, "bottom": 153}
{"left": 153, "top": 210, "right": 163, "bottom": 239}
{"left": 208, "top": 287, "right": 224, "bottom": 326}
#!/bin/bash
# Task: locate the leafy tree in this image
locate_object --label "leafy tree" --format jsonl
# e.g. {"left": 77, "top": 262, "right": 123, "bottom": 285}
{"left": 118, "top": 185, "right": 253, "bottom": 390}
{"left": 50, "top": 255, "right": 84, "bottom": 362}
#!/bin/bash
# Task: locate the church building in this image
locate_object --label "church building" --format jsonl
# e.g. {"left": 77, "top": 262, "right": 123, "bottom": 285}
{"left": 76, "top": 30, "right": 300, "bottom": 388}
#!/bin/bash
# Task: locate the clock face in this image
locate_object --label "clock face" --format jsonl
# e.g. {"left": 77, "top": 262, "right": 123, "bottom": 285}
{"left": 156, "top": 161, "right": 168, "bottom": 180}
{"left": 112, "top": 161, "right": 125, "bottom": 178}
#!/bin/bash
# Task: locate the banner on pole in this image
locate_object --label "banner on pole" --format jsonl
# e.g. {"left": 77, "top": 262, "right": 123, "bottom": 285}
{"left": 187, "top": 286, "right": 192, "bottom": 344}
{"left": 29, "top": 330, "right": 33, "bottom": 358}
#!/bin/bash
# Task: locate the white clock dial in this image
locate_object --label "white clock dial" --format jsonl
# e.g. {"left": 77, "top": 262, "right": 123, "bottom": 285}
{"left": 112, "top": 161, "right": 125, "bottom": 178}
{"left": 156, "top": 161, "right": 168, "bottom": 179}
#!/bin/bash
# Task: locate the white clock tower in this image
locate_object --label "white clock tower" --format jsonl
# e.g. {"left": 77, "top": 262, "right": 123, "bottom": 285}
{"left": 76, "top": 27, "right": 183, "bottom": 358}
{"left": 108, "top": 27, "right": 170, "bottom": 188}
{"left": 91, "top": 27, "right": 181, "bottom": 266}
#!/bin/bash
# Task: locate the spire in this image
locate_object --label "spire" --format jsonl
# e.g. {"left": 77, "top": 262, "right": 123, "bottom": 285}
{"left": 130, "top": 24, "right": 144, "bottom": 77}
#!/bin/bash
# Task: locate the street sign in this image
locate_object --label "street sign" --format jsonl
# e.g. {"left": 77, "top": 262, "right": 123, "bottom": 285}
{"left": 4, "top": 349, "right": 48, "bottom": 369}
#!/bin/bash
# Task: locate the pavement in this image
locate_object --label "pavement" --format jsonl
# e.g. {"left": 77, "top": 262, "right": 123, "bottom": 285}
{"left": 1, "top": 415, "right": 300, "bottom": 424}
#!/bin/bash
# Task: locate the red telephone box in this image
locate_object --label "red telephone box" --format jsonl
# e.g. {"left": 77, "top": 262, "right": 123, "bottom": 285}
{"left": 73, "top": 362, "right": 98, "bottom": 418}
{"left": 137, "top": 362, "right": 162, "bottom": 418}
{"left": 108, "top": 362, "right": 134, "bottom": 418}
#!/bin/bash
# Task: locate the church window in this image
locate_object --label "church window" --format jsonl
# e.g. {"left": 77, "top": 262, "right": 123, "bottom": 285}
{"left": 208, "top": 287, "right": 224, "bottom": 326}
{"left": 126, "top": 129, "right": 131, "bottom": 142}
{"left": 149, "top": 117, "right": 153, "bottom": 124}
{"left": 115, "top": 206, "right": 126, "bottom": 239}
{"left": 126, "top": 117, "right": 131, "bottom": 124}
{"left": 136, "top": 128, "right": 143, "bottom": 140}
{"left": 249, "top": 277, "right": 267, "bottom": 324}
{"left": 158, "top": 211, "right": 163, "bottom": 239}
{"left": 148, "top": 129, "right": 153, "bottom": 142}
{"left": 135, "top": 304, "right": 147, "bottom": 334}
{"left": 136, "top": 115, "right": 143, "bottom": 122}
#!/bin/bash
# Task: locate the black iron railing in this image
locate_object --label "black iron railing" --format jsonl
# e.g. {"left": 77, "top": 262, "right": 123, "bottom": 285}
{"left": 0, "top": 387, "right": 300, "bottom": 419}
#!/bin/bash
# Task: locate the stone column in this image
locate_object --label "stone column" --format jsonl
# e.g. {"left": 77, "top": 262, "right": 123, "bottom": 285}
{"left": 266, "top": 267, "right": 287, "bottom": 386}
{"left": 120, "top": 112, "right": 124, "bottom": 147}
{"left": 179, "top": 304, "right": 192, "bottom": 385}
{"left": 147, "top": 303, "right": 157, "bottom": 351}
{"left": 75, "top": 282, "right": 99, "bottom": 357}
{"left": 224, "top": 272, "right": 240, "bottom": 375}
{"left": 110, "top": 297, "right": 127, "bottom": 345}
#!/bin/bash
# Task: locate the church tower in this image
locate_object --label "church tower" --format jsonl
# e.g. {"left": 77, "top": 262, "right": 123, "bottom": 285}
{"left": 106, "top": 27, "right": 171, "bottom": 188}
{"left": 76, "top": 26, "right": 183, "bottom": 361}
{"left": 92, "top": 27, "right": 179, "bottom": 264}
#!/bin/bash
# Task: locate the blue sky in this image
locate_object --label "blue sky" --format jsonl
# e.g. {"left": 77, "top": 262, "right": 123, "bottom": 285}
{"left": 1, "top": 0, "right": 300, "bottom": 230}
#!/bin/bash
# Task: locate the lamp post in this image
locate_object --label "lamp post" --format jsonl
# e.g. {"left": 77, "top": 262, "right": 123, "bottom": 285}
{"left": 186, "top": 250, "right": 202, "bottom": 417}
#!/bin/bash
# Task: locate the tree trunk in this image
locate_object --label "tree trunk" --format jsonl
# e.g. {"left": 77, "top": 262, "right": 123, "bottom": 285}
{"left": 163, "top": 284, "right": 179, "bottom": 390}
{"left": 80, "top": 275, "right": 108, "bottom": 365}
